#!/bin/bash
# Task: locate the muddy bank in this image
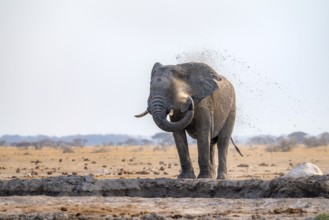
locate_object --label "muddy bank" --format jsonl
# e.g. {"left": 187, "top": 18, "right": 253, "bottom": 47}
{"left": 0, "top": 175, "right": 328, "bottom": 198}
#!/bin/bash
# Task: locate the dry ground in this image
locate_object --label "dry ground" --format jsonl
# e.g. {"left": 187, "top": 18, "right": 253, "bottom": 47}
{"left": 0, "top": 145, "right": 329, "bottom": 219}
{"left": 1, "top": 196, "right": 328, "bottom": 219}
{"left": 0, "top": 144, "right": 328, "bottom": 180}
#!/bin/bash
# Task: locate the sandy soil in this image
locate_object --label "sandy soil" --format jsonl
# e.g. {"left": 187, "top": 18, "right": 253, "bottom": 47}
{"left": 0, "top": 196, "right": 328, "bottom": 219}
{"left": 0, "top": 145, "right": 328, "bottom": 219}
{"left": 0, "top": 145, "right": 328, "bottom": 180}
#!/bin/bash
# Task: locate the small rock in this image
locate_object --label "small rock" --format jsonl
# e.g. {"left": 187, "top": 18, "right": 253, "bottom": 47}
{"left": 284, "top": 162, "right": 323, "bottom": 178}
{"left": 252, "top": 214, "right": 261, "bottom": 219}
{"left": 15, "top": 168, "right": 21, "bottom": 173}
{"left": 237, "top": 164, "right": 249, "bottom": 168}
{"left": 259, "top": 163, "right": 268, "bottom": 167}
{"left": 136, "top": 170, "right": 150, "bottom": 175}
{"left": 60, "top": 207, "right": 68, "bottom": 211}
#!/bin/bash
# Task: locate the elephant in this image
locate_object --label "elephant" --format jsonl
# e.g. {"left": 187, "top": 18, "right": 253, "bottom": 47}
{"left": 135, "top": 62, "right": 242, "bottom": 179}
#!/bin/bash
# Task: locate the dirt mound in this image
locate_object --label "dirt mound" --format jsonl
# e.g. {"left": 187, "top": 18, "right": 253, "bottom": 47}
{"left": 0, "top": 175, "right": 328, "bottom": 198}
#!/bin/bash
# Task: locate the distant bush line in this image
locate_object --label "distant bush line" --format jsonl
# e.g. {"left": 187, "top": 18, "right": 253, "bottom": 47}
{"left": 0, "top": 131, "right": 328, "bottom": 152}
{"left": 0, "top": 132, "right": 188, "bottom": 149}
{"left": 248, "top": 131, "right": 329, "bottom": 152}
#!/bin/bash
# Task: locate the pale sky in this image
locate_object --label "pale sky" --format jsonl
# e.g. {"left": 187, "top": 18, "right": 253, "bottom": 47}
{"left": 0, "top": 0, "right": 328, "bottom": 137}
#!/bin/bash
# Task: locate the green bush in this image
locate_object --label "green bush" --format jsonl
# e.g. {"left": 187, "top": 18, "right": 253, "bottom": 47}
{"left": 315, "top": 213, "right": 329, "bottom": 220}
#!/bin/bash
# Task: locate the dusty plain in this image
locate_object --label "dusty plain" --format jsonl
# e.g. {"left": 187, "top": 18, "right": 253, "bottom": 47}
{"left": 0, "top": 144, "right": 328, "bottom": 180}
{"left": 0, "top": 144, "right": 328, "bottom": 219}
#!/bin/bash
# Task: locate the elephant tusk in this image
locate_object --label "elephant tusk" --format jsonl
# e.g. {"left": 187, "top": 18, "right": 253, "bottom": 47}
{"left": 135, "top": 110, "right": 149, "bottom": 118}
{"left": 180, "top": 96, "right": 194, "bottom": 113}
{"left": 169, "top": 109, "right": 174, "bottom": 117}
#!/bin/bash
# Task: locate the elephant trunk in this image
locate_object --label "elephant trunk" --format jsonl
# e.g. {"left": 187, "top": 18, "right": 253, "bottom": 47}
{"left": 151, "top": 95, "right": 194, "bottom": 132}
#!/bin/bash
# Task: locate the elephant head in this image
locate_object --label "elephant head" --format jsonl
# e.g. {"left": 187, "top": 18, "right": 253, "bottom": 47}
{"left": 135, "top": 62, "right": 221, "bottom": 132}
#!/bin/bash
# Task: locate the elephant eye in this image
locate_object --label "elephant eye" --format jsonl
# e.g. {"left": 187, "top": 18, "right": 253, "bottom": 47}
{"left": 172, "top": 71, "right": 183, "bottom": 79}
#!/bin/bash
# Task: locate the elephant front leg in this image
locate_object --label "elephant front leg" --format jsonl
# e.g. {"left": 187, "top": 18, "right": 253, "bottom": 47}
{"left": 196, "top": 130, "right": 215, "bottom": 179}
{"left": 173, "top": 130, "right": 196, "bottom": 179}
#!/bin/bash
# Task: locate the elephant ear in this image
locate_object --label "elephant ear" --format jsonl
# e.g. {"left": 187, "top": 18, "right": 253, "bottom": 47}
{"left": 151, "top": 62, "right": 162, "bottom": 79}
{"left": 174, "top": 63, "right": 221, "bottom": 105}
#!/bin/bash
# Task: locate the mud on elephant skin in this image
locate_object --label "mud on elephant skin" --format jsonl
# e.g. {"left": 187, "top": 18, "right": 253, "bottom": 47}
{"left": 136, "top": 62, "right": 237, "bottom": 179}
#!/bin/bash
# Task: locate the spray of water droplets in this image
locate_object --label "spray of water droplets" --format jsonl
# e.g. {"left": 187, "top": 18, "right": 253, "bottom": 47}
{"left": 175, "top": 49, "right": 303, "bottom": 137}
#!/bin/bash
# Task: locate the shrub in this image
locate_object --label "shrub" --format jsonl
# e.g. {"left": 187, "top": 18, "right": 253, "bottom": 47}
{"left": 266, "top": 137, "right": 297, "bottom": 152}
{"left": 315, "top": 213, "right": 329, "bottom": 220}
{"left": 248, "top": 135, "right": 277, "bottom": 145}
{"left": 304, "top": 136, "right": 325, "bottom": 148}
{"left": 153, "top": 145, "right": 170, "bottom": 152}
{"left": 92, "top": 147, "right": 110, "bottom": 153}
{"left": 62, "top": 146, "right": 75, "bottom": 153}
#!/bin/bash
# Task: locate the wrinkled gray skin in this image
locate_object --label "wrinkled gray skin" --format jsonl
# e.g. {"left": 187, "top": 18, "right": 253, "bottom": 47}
{"left": 136, "top": 62, "right": 236, "bottom": 179}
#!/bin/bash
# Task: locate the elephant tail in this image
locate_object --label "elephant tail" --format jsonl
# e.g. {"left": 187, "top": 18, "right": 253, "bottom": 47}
{"left": 231, "top": 138, "right": 243, "bottom": 157}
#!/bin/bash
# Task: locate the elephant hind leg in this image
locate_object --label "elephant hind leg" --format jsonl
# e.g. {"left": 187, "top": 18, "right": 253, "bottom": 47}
{"left": 209, "top": 136, "right": 218, "bottom": 169}
{"left": 217, "top": 109, "right": 236, "bottom": 179}
{"left": 209, "top": 144, "right": 218, "bottom": 179}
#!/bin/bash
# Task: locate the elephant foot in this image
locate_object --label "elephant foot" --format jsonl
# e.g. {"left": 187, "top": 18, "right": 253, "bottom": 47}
{"left": 217, "top": 172, "right": 228, "bottom": 179}
{"left": 197, "top": 171, "right": 215, "bottom": 179}
{"left": 178, "top": 171, "right": 196, "bottom": 179}
{"left": 197, "top": 167, "right": 216, "bottom": 179}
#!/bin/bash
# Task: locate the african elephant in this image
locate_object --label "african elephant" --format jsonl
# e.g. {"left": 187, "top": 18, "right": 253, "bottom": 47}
{"left": 136, "top": 62, "right": 239, "bottom": 179}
